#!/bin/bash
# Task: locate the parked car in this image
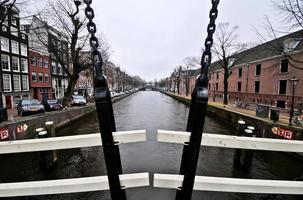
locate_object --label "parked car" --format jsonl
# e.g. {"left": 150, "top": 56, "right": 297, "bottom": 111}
{"left": 71, "top": 95, "right": 87, "bottom": 106}
{"left": 42, "top": 99, "right": 63, "bottom": 111}
{"left": 17, "top": 99, "right": 45, "bottom": 116}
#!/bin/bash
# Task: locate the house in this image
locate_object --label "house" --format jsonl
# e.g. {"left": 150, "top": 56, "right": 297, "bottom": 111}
{"left": 208, "top": 30, "right": 303, "bottom": 109}
{"left": 0, "top": 5, "right": 30, "bottom": 109}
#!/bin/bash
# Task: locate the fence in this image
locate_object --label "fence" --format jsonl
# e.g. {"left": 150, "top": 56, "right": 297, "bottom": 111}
{"left": 0, "top": 130, "right": 149, "bottom": 197}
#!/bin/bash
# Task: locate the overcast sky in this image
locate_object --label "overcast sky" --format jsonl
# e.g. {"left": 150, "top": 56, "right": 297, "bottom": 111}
{"left": 91, "top": 1, "right": 280, "bottom": 81}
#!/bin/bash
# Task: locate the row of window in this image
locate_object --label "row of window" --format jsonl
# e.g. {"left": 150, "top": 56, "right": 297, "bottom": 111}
{"left": 1, "top": 54, "right": 28, "bottom": 72}
{"left": 32, "top": 72, "right": 49, "bottom": 83}
{"left": 212, "top": 59, "right": 289, "bottom": 80}
{"left": 30, "top": 56, "right": 49, "bottom": 68}
{"left": 0, "top": 37, "right": 27, "bottom": 56}
{"left": 2, "top": 74, "right": 29, "bottom": 92}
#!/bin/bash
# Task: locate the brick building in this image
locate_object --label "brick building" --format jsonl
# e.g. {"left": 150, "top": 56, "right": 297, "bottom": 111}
{"left": 29, "top": 50, "right": 51, "bottom": 101}
{"left": 208, "top": 30, "right": 303, "bottom": 109}
{"left": 0, "top": 5, "right": 30, "bottom": 109}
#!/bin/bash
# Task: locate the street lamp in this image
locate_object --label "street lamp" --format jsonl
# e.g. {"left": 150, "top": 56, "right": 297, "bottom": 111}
{"left": 289, "top": 76, "right": 299, "bottom": 126}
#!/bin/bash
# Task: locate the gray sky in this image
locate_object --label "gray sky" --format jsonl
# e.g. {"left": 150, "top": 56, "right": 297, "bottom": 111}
{"left": 92, "top": 0, "right": 279, "bottom": 81}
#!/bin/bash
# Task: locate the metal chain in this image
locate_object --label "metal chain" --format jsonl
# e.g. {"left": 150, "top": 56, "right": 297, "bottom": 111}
{"left": 83, "top": 0, "right": 103, "bottom": 76}
{"left": 200, "top": 0, "right": 220, "bottom": 76}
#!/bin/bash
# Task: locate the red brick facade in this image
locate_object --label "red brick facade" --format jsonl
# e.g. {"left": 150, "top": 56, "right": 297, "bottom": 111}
{"left": 29, "top": 50, "right": 52, "bottom": 101}
{"left": 209, "top": 52, "right": 303, "bottom": 108}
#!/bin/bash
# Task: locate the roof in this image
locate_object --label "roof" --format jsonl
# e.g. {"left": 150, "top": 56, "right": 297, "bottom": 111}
{"left": 209, "top": 29, "right": 303, "bottom": 72}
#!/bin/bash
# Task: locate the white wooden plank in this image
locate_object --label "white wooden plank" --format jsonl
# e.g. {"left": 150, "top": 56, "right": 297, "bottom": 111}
{"left": 202, "top": 133, "right": 303, "bottom": 152}
{"left": 0, "top": 130, "right": 146, "bottom": 154}
{"left": 157, "top": 130, "right": 303, "bottom": 153}
{"left": 154, "top": 174, "right": 303, "bottom": 194}
{"left": 157, "top": 130, "right": 190, "bottom": 144}
{"left": 113, "top": 130, "right": 146, "bottom": 144}
{"left": 0, "top": 173, "right": 149, "bottom": 197}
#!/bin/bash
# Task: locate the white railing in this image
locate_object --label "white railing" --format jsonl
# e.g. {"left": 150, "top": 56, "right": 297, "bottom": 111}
{"left": 155, "top": 130, "right": 303, "bottom": 194}
{"left": 0, "top": 130, "right": 149, "bottom": 197}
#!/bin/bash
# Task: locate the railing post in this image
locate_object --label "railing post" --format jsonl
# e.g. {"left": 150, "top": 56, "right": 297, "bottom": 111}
{"left": 233, "top": 119, "right": 246, "bottom": 166}
{"left": 94, "top": 75, "right": 126, "bottom": 200}
{"left": 45, "top": 121, "right": 58, "bottom": 163}
{"left": 176, "top": 75, "right": 208, "bottom": 200}
{"left": 38, "top": 131, "right": 54, "bottom": 169}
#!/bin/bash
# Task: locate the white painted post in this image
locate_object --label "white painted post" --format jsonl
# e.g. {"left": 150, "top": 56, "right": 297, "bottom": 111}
{"left": 45, "top": 121, "right": 58, "bottom": 163}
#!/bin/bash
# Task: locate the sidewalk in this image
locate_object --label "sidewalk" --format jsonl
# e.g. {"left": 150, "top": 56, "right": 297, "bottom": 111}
{"left": 165, "top": 92, "right": 296, "bottom": 127}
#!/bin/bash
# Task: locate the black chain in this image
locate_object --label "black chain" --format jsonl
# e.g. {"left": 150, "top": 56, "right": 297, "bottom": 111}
{"left": 200, "top": 0, "right": 220, "bottom": 76}
{"left": 83, "top": 0, "right": 103, "bottom": 76}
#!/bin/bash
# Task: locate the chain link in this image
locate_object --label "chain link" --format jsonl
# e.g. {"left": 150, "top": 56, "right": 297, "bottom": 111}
{"left": 84, "top": 0, "right": 103, "bottom": 76}
{"left": 200, "top": 0, "right": 220, "bottom": 76}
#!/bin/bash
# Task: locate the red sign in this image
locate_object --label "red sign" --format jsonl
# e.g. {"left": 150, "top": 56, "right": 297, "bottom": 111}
{"left": 0, "top": 128, "right": 9, "bottom": 140}
{"left": 16, "top": 124, "right": 28, "bottom": 134}
{"left": 272, "top": 127, "right": 293, "bottom": 140}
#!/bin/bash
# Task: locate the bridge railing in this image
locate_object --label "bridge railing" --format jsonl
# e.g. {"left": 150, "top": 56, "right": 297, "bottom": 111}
{"left": 154, "top": 129, "right": 303, "bottom": 195}
{"left": 0, "top": 130, "right": 149, "bottom": 197}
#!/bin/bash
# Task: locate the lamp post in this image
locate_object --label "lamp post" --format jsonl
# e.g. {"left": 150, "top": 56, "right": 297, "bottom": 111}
{"left": 289, "top": 76, "right": 299, "bottom": 126}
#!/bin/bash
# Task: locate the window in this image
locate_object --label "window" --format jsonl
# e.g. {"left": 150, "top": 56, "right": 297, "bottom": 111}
{"left": 237, "top": 82, "right": 242, "bottom": 92}
{"left": 216, "top": 83, "right": 218, "bottom": 91}
{"left": 1, "top": 54, "right": 10, "bottom": 71}
{"left": 20, "top": 44, "right": 27, "bottom": 56}
{"left": 21, "top": 58, "right": 28, "bottom": 72}
{"left": 238, "top": 68, "right": 242, "bottom": 77}
{"left": 208, "top": 83, "right": 211, "bottom": 90}
{"left": 44, "top": 74, "right": 49, "bottom": 82}
{"left": 3, "top": 74, "right": 11, "bottom": 92}
{"left": 11, "top": 17, "right": 17, "bottom": 26}
{"left": 11, "top": 40, "right": 19, "bottom": 54}
{"left": 22, "top": 75, "right": 29, "bottom": 91}
{"left": 58, "top": 64, "right": 62, "bottom": 75}
{"left": 0, "top": 37, "right": 9, "bottom": 52}
{"left": 13, "top": 75, "right": 21, "bottom": 91}
{"left": 254, "top": 81, "right": 260, "bottom": 93}
{"left": 280, "top": 59, "right": 288, "bottom": 73}
{"left": 37, "top": 58, "right": 42, "bottom": 67}
{"left": 283, "top": 38, "right": 301, "bottom": 52}
{"left": 43, "top": 60, "right": 49, "bottom": 68}
{"left": 10, "top": 27, "right": 18, "bottom": 36}
{"left": 12, "top": 56, "right": 19, "bottom": 72}
{"left": 279, "top": 80, "right": 287, "bottom": 95}
{"left": 39, "top": 73, "right": 43, "bottom": 82}
{"left": 52, "top": 62, "right": 57, "bottom": 74}
{"left": 255, "top": 64, "right": 261, "bottom": 76}
{"left": 32, "top": 72, "right": 37, "bottom": 82}
{"left": 216, "top": 72, "right": 219, "bottom": 80}
{"left": 30, "top": 56, "right": 36, "bottom": 66}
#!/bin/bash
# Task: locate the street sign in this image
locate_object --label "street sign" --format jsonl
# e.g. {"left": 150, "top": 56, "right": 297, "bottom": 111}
{"left": 0, "top": 128, "right": 9, "bottom": 140}
{"left": 272, "top": 127, "right": 293, "bottom": 140}
{"left": 16, "top": 124, "right": 28, "bottom": 134}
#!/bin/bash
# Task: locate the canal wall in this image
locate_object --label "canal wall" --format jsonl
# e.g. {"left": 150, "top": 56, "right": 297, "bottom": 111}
{"left": 160, "top": 91, "right": 303, "bottom": 140}
{"left": 0, "top": 92, "right": 136, "bottom": 141}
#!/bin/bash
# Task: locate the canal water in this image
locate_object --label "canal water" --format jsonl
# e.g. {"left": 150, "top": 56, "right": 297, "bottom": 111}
{"left": 1, "top": 91, "right": 303, "bottom": 200}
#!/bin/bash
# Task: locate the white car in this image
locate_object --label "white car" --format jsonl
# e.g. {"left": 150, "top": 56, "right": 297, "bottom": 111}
{"left": 71, "top": 95, "right": 86, "bottom": 106}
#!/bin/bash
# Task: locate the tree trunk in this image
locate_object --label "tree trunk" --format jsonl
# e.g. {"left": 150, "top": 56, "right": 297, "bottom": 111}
{"left": 223, "top": 74, "right": 228, "bottom": 105}
{"left": 63, "top": 76, "right": 78, "bottom": 107}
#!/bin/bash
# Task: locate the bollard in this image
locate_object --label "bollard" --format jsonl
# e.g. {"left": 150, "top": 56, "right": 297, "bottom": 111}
{"left": 239, "top": 129, "right": 254, "bottom": 169}
{"left": 35, "top": 128, "right": 44, "bottom": 137}
{"left": 45, "top": 121, "right": 58, "bottom": 163}
{"left": 38, "top": 131, "right": 54, "bottom": 170}
{"left": 233, "top": 119, "right": 246, "bottom": 166}
{"left": 247, "top": 126, "right": 256, "bottom": 137}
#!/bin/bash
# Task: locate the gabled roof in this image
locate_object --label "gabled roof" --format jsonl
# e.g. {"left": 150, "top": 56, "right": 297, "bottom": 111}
{"left": 210, "top": 29, "right": 303, "bottom": 72}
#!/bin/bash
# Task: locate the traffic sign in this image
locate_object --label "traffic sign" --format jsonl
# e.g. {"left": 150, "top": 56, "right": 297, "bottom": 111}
{"left": 272, "top": 127, "right": 293, "bottom": 140}
{"left": 16, "top": 124, "right": 28, "bottom": 134}
{"left": 0, "top": 128, "right": 9, "bottom": 140}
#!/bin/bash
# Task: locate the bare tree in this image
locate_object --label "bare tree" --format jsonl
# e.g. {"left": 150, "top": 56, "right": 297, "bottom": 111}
{"left": 183, "top": 56, "right": 200, "bottom": 96}
{"left": 213, "top": 22, "right": 247, "bottom": 105}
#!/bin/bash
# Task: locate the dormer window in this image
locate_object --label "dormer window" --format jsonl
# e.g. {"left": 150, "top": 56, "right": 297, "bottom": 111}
{"left": 283, "top": 38, "right": 301, "bottom": 52}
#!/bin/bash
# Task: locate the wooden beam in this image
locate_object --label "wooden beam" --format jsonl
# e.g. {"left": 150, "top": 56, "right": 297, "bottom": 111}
{"left": 0, "top": 173, "right": 149, "bottom": 197}
{"left": 157, "top": 130, "right": 303, "bottom": 152}
{"left": 0, "top": 130, "right": 146, "bottom": 154}
{"left": 154, "top": 174, "right": 303, "bottom": 194}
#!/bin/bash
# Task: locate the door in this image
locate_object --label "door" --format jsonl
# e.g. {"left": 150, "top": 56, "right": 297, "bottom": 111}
{"left": 5, "top": 96, "right": 12, "bottom": 109}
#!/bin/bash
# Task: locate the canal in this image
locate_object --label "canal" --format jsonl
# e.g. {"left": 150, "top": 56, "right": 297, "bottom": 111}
{"left": 1, "top": 91, "right": 303, "bottom": 200}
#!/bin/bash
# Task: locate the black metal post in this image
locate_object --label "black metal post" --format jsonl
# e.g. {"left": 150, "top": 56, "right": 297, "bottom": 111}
{"left": 94, "top": 75, "right": 126, "bottom": 200}
{"left": 176, "top": 75, "right": 208, "bottom": 200}
{"left": 289, "top": 84, "right": 295, "bottom": 126}
{"left": 233, "top": 119, "right": 246, "bottom": 166}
